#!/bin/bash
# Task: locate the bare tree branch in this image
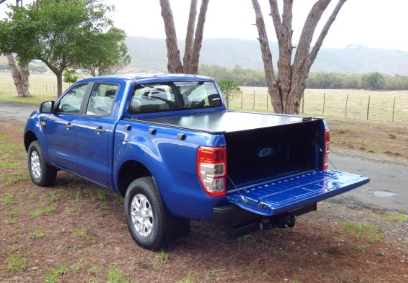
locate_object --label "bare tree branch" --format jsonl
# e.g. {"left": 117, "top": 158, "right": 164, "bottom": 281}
{"left": 253, "top": 0, "right": 348, "bottom": 114}
{"left": 159, "top": 0, "right": 183, "bottom": 73}
{"left": 269, "top": 0, "right": 282, "bottom": 40}
{"left": 307, "top": 0, "right": 347, "bottom": 72}
{"left": 292, "top": 0, "right": 331, "bottom": 73}
{"left": 189, "top": 0, "right": 210, "bottom": 74}
{"left": 252, "top": 0, "right": 283, "bottom": 112}
{"left": 183, "top": 0, "right": 197, "bottom": 73}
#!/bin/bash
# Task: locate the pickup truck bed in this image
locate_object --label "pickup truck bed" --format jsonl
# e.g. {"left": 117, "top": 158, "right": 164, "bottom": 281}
{"left": 138, "top": 110, "right": 369, "bottom": 217}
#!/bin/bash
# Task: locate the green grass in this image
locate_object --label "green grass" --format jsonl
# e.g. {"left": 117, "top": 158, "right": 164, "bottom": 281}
{"left": 0, "top": 95, "right": 48, "bottom": 105}
{"left": 156, "top": 250, "right": 169, "bottom": 263}
{"left": 28, "top": 207, "right": 44, "bottom": 217}
{"left": 72, "top": 259, "right": 84, "bottom": 272}
{"left": 3, "top": 192, "right": 16, "bottom": 204}
{"left": 177, "top": 274, "right": 194, "bottom": 283}
{"left": 382, "top": 213, "right": 408, "bottom": 222}
{"left": 0, "top": 160, "right": 21, "bottom": 169}
{"left": 0, "top": 144, "right": 22, "bottom": 152}
{"left": 29, "top": 231, "right": 45, "bottom": 239}
{"left": 74, "top": 228, "right": 88, "bottom": 238}
{"left": 43, "top": 264, "right": 69, "bottom": 283}
{"left": 344, "top": 222, "right": 383, "bottom": 249}
{"left": 49, "top": 191, "right": 59, "bottom": 202}
{"left": 4, "top": 173, "right": 31, "bottom": 186}
{"left": 107, "top": 266, "right": 131, "bottom": 283}
{"left": 64, "top": 207, "right": 73, "bottom": 213}
{"left": 344, "top": 222, "right": 381, "bottom": 236}
{"left": 4, "top": 218, "right": 15, "bottom": 225}
{"left": 8, "top": 253, "right": 26, "bottom": 273}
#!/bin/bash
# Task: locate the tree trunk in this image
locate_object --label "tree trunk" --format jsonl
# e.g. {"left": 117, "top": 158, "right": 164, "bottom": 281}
{"left": 56, "top": 71, "right": 63, "bottom": 97}
{"left": 7, "top": 54, "right": 30, "bottom": 97}
{"left": 252, "top": 0, "right": 348, "bottom": 115}
{"left": 189, "top": 0, "right": 210, "bottom": 74}
{"left": 251, "top": 0, "right": 282, "bottom": 112}
{"left": 159, "top": 0, "right": 183, "bottom": 73}
{"left": 183, "top": 0, "right": 197, "bottom": 73}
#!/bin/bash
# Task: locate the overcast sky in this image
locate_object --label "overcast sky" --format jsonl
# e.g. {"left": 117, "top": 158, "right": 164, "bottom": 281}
{"left": 101, "top": 0, "right": 408, "bottom": 52}
{"left": 2, "top": 0, "right": 408, "bottom": 51}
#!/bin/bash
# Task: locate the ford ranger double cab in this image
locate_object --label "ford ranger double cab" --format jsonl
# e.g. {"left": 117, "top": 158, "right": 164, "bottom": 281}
{"left": 24, "top": 74, "right": 369, "bottom": 250}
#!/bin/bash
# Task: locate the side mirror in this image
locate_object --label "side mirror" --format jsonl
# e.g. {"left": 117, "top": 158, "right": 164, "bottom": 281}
{"left": 39, "top": 101, "right": 55, "bottom": 114}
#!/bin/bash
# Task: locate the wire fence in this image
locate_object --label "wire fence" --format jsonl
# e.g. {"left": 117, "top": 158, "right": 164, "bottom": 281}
{"left": 230, "top": 87, "right": 408, "bottom": 122}
{"left": 0, "top": 81, "right": 71, "bottom": 94}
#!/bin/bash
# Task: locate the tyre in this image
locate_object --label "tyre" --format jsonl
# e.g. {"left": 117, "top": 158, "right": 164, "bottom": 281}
{"left": 28, "top": 141, "right": 57, "bottom": 187}
{"left": 125, "top": 177, "right": 169, "bottom": 250}
{"left": 124, "top": 177, "right": 190, "bottom": 250}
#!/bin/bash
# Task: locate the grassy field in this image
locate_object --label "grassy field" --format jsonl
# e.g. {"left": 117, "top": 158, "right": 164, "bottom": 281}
{"left": 1, "top": 72, "right": 408, "bottom": 122}
{"left": 237, "top": 87, "right": 408, "bottom": 122}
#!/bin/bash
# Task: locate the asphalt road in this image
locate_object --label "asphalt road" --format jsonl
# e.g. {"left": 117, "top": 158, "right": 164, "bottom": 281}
{"left": 1, "top": 100, "right": 407, "bottom": 213}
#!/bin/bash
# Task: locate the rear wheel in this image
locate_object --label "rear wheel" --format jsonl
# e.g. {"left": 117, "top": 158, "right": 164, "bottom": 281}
{"left": 125, "top": 177, "right": 168, "bottom": 250}
{"left": 124, "top": 177, "right": 190, "bottom": 250}
{"left": 28, "top": 141, "right": 57, "bottom": 187}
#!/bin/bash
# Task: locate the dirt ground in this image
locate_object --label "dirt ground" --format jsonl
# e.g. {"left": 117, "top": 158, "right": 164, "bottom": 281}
{"left": 1, "top": 120, "right": 407, "bottom": 283}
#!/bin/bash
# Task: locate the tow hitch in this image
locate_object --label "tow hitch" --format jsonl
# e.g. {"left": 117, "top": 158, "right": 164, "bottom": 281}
{"left": 224, "top": 204, "right": 315, "bottom": 239}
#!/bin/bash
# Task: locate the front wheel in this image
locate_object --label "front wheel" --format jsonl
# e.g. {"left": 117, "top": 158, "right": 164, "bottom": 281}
{"left": 124, "top": 177, "right": 168, "bottom": 250}
{"left": 28, "top": 141, "right": 57, "bottom": 187}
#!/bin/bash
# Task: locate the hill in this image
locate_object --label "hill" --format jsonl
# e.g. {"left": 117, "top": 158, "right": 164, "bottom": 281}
{"left": 126, "top": 37, "right": 408, "bottom": 75}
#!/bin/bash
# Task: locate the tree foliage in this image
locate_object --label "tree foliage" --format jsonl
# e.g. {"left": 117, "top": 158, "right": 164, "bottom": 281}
{"left": 0, "top": 0, "right": 129, "bottom": 96}
{"left": 218, "top": 79, "right": 241, "bottom": 109}
{"left": 79, "top": 27, "right": 131, "bottom": 77}
{"left": 361, "top": 72, "right": 385, "bottom": 90}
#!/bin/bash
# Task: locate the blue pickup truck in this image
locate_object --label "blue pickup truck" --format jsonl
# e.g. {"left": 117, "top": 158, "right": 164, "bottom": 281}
{"left": 24, "top": 74, "right": 369, "bottom": 250}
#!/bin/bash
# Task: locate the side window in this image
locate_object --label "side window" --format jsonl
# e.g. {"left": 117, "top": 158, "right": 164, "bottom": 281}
{"left": 57, "top": 84, "right": 88, "bottom": 114}
{"left": 86, "top": 83, "right": 119, "bottom": 116}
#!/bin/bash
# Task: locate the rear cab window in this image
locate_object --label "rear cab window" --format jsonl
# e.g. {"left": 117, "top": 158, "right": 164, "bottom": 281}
{"left": 129, "top": 81, "right": 222, "bottom": 114}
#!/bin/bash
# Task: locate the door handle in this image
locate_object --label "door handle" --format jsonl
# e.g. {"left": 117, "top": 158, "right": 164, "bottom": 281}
{"left": 95, "top": 127, "right": 107, "bottom": 134}
{"left": 65, "top": 123, "right": 74, "bottom": 129}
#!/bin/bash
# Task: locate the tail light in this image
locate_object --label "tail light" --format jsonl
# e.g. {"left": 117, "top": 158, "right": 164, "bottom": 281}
{"left": 196, "top": 146, "right": 226, "bottom": 197}
{"left": 323, "top": 129, "right": 330, "bottom": 170}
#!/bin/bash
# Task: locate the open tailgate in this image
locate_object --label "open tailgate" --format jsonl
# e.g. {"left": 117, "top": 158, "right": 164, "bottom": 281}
{"left": 227, "top": 170, "right": 369, "bottom": 216}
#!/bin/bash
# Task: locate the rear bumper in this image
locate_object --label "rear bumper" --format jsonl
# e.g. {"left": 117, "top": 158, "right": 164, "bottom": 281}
{"left": 213, "top": 203, "right": 317, "bottom": 225}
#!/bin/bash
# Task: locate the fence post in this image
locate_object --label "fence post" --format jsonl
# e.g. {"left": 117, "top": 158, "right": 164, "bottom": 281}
{"left": 322, "top": 93, "right": 326, "bottom": 116}
{"left": 302, "top": 95, "right": 305, "bottom": 114}
{"left": 253, "top": 90, "right": 255, "bottom": 110}
{"left": 240, "top": 92, "right": 243, "bottom": 109}
{"left": 392, "top": 96, "right": 396, "bottom": 122}
{"left": 345, "top": 94, "right": 349, "bottom": 118}
{"left": 367, "top": 95, "right": 370, "bottom": 120}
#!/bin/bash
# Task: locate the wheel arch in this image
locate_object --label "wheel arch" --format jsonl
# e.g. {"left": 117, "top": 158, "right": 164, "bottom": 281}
{"left": 24, "top": 131, "right": 38, "bottom": 152}
{"left": 116, "top": 160, "right": 153, "bottom": 197}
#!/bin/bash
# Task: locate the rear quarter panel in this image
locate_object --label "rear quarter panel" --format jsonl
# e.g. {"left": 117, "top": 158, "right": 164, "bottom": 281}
{"left": 113, "top": 120, "right": 227, "bottom": 220}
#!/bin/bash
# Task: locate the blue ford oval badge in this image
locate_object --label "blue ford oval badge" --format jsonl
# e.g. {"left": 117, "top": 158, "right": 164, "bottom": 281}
{"left": 258, "top": 147, "right": 273, "bottom": 157}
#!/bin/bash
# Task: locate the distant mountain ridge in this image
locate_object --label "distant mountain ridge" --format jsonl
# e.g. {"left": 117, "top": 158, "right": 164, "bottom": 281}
{"left": 126, "top": 36, "right": 408, "bottom": 75}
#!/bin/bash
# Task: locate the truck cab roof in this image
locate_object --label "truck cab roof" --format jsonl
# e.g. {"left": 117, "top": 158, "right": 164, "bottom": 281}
{"left": 78, "top": 73, "right": 214, "bottom": 85}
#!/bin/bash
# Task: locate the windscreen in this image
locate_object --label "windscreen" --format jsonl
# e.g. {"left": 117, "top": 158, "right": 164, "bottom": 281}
{"left": 129, "top": 81, "right": 222, "bottom": 114}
